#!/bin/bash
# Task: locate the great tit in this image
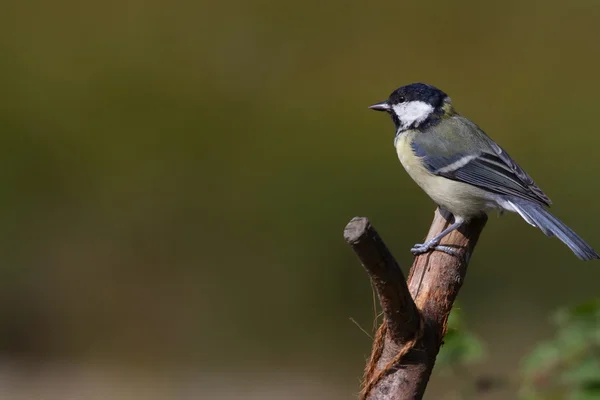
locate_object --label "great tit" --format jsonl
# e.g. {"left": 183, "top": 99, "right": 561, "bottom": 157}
{"left": 369, "top": 83, "right": 599, "bottom": 260}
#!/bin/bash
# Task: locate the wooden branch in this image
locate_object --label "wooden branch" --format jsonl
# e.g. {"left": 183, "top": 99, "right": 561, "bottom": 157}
{"left": 344, "top": 208, "right": 487, "bottom": 400}
{"left": 344, "top": 217, "right": 420, "bottom": 343}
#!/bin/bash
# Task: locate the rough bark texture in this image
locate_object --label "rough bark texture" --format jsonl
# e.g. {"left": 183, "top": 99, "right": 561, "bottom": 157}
{"left": 344, "top": 208, "right": 487, "bottom": 400}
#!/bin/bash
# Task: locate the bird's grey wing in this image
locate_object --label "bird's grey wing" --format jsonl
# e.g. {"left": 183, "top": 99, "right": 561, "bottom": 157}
{"left": 412, "top": 117, "right": 552, "bottom": 206}
{"left": 485, "top": 139, "right": 551, "bottom": 205}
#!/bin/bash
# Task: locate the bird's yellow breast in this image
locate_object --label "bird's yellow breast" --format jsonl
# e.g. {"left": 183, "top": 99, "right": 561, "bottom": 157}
{"left": 395, "top": 132, "right": 491, "bottom": 219}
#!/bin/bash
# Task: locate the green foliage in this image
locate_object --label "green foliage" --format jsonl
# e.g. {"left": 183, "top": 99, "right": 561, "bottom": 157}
{"left": 438, "top": 301, "right": 600, "bottom": 399}
{"left": 520, "top": 300, "right": 600, "bottom": 400}
{"left": 437, "top": 307, "right": 485, "bottom": 369}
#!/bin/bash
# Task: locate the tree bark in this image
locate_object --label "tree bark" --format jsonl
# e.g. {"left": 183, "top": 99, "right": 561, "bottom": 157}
{"left": 344, "top": 208, "right": 487, "bottom": 400}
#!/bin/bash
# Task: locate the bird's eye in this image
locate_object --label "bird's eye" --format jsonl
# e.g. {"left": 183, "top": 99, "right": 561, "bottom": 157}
{"left": 398, "top": 96, "right": 406, "bottom": 103}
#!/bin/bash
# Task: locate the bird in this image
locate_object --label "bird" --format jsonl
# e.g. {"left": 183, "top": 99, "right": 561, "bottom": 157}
{"left": 368, "top": 83, "right": 599, "bottom": 260}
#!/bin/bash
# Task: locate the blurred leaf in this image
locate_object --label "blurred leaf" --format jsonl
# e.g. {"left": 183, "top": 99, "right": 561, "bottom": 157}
{"left": 569, "top": 300, "right": 600, "bottom": 319}
{"left": 569, "top": 382, "right": 600, "bottom": 400}
{"left": 521, "top": 300, "right": 600, "bottom": 399}
{"left": 522, "top": 342, "right": 561, "bottom": 377}
{"left": 518, "top": 387, "right": 544, "bottom": 400}
{"left": 553, "top": 300, "right": 600, "bottom": 328}
{"left": 447, "top": 306, "right": 467, "bottom": 330}
{"left": 561, "top": 356, "right": 600, "bottom": 386}
{"left": 556, "top": 325, "right": 590, "bottom": 355}
{"left": 437, "top": 308, "right": 485, "bottom": 368}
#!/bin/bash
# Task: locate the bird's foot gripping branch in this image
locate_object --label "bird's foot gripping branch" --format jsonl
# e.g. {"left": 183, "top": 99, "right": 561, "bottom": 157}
{"left": 344, "top": 209, "right": 487, "bottom": 400}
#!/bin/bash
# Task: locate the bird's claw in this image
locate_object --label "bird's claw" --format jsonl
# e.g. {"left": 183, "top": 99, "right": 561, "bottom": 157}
{"left": 432, "top": 245, "right": 461, "bottom": 258}
{"left": 411, "top": 242, "right": 460, "bottom": 258}
{"left": 410, "top": 240, "right": 440, "bottom": 255}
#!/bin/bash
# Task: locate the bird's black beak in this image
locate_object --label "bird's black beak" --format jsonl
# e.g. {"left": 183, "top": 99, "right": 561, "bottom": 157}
{"left": 368, "top": 101, "right": 390, "bottom": 112}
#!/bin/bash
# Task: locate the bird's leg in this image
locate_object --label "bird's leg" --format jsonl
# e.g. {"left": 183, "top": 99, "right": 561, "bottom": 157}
{"left": 411, "top": 219, "right": 465, "bottom": 257}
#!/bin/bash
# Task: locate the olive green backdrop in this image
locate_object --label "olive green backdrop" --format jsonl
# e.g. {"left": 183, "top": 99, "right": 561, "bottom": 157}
{"left": 0, "top": 0, "right": 599, "bottom": 398}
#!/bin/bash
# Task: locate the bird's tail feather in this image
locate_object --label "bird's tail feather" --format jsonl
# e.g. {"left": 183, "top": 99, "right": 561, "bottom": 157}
{"left": 507, "top": 199, "right": 599, "bottom": 261}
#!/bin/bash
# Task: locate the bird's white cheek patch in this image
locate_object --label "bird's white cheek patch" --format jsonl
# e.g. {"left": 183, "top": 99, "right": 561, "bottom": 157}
{"left": 393, "top": 101, "right": 434, "bottom": 128}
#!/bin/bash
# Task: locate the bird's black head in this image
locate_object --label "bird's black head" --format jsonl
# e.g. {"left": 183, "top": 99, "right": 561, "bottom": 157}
{"left": 369, "top": 83, "right": 451, "bottom": 131}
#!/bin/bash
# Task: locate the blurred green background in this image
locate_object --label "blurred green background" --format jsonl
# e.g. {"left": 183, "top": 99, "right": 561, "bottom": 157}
{"left": 0, "top": 0, "right": 599, "bottom": 398}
